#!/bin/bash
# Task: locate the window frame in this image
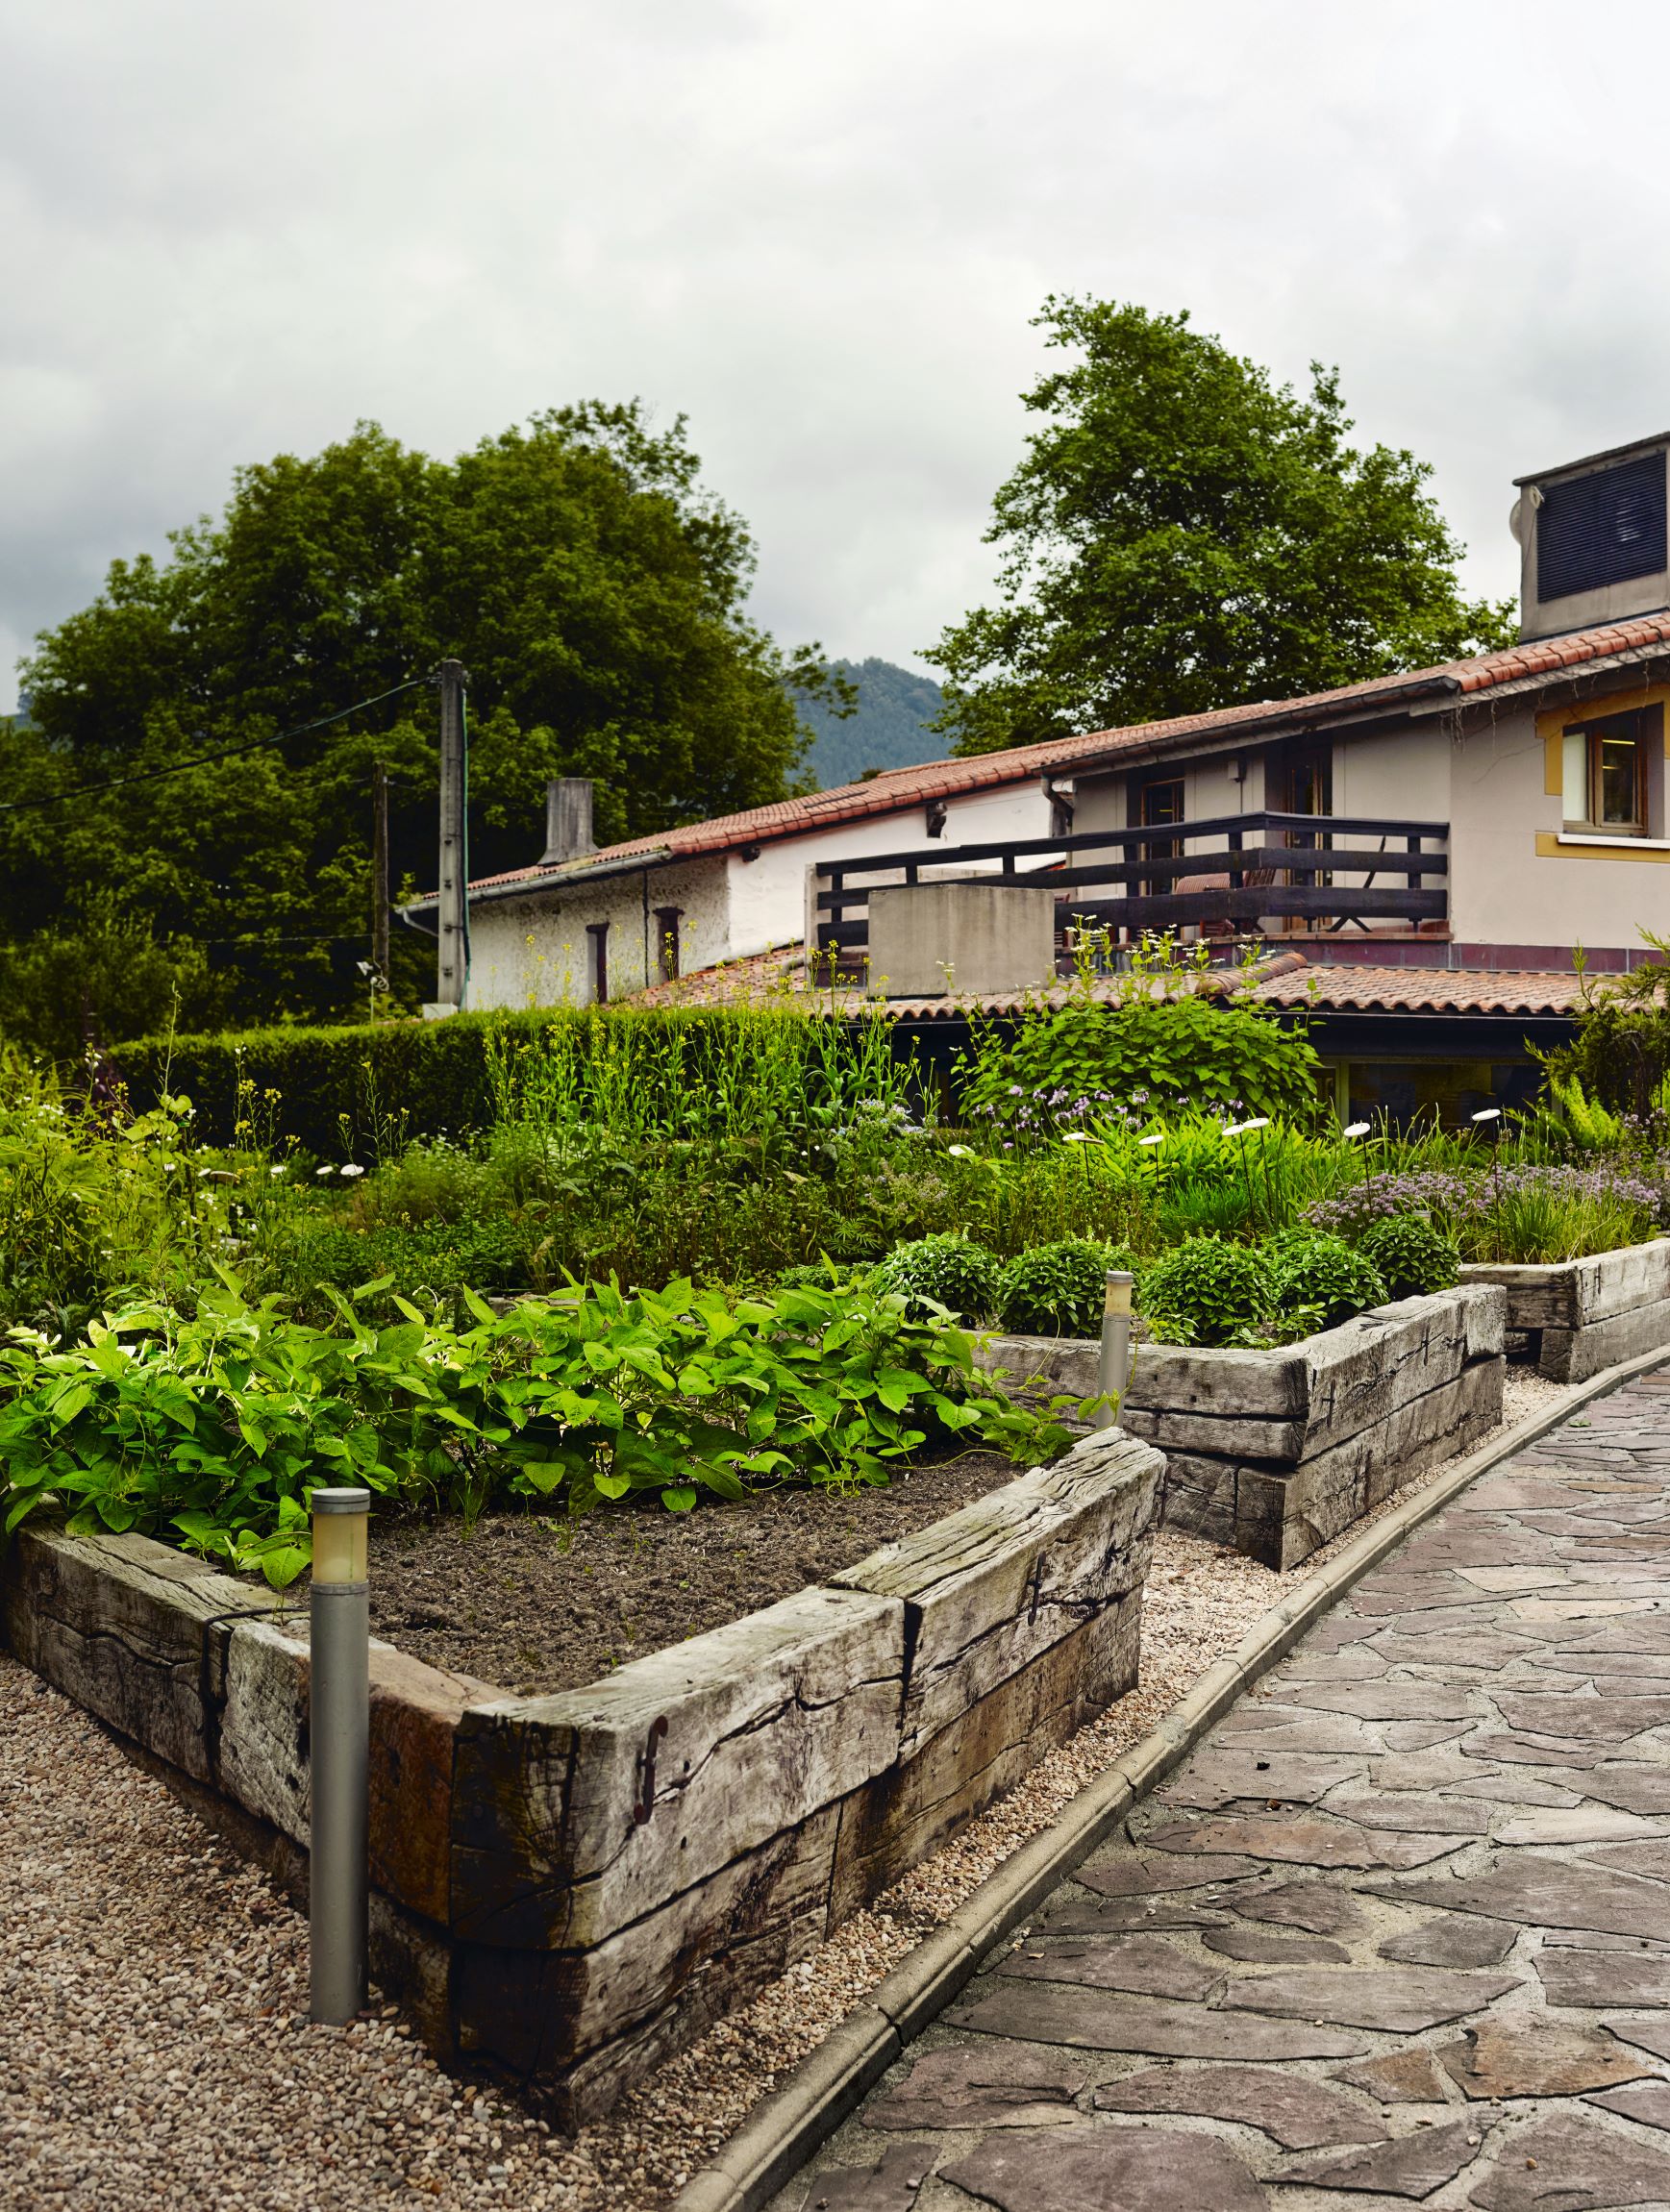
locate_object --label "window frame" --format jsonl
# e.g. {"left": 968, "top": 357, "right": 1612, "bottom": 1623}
{"left": 1561, "top": 707, "right": 1653, "bottom": 835}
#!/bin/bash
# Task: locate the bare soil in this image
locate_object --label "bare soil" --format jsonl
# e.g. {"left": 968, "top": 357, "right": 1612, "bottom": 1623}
{"left": 370, "top": 1450, "right": 1029, "bottom": 1696}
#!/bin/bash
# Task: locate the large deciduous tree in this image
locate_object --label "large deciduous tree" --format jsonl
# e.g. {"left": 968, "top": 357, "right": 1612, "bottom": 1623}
{"left": 930, "top": 299, "right": 1515, "bottom": 755}
{"left": 2, "top": 406, "right": 838, "bottom": 1053}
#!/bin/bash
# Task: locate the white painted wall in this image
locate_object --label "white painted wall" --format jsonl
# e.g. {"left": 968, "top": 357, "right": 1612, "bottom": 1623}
{"left": 464, "top": 857, "right": 728, "bottom": 1010}
{"left": 461, "top": 776, "right": 1053, "bottom": 1007}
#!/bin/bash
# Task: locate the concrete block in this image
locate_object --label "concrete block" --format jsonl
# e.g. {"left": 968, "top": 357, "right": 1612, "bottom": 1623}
{"left": 866, "top": 882, "right": 1057, "bottom": 1000}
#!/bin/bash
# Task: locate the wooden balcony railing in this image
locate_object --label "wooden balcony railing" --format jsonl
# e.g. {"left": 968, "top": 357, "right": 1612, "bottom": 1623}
{"left": 808, "top": 810, "right": 1449, "bottom": 963}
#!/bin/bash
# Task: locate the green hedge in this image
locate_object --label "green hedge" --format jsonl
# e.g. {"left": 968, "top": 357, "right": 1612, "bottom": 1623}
{"left": 116, "top": 1007, "right": 589, "bottom": 1156}
{"left": 114, "top": 1002, "right": 886, "bottom": 1157}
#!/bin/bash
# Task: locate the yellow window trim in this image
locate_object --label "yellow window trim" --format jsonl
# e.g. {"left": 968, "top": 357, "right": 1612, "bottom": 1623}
{"left": 1540, "top": 683, "right": 1670, "bottom": 796}
{"left": 1534, "top": 832, "right": 1670, "bottom": 863}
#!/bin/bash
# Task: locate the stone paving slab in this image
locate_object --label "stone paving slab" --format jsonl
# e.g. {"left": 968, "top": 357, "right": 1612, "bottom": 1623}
{"left": 771, "top": 1369, "right": 1670, "bottom": 2212}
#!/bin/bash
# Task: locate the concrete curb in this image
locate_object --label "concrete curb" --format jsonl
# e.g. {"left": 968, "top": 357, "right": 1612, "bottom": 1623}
{"left": 672, "top": 1343, "right": 1670, "bottom": 2212}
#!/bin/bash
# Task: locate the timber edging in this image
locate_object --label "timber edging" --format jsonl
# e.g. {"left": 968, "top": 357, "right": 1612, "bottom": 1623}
{"left": 0, "top": 1426, "right": 1161, "bottom": 2125}
{"left": 671, "top": 1339, "right": 1670, "bottom": 2212}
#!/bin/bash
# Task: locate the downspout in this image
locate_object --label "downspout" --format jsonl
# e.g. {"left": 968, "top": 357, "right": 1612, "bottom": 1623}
{"left": 641, "top": 867, "right": 650, "bottom": 988}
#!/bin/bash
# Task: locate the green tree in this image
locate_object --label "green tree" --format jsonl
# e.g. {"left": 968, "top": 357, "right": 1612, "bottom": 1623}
{"left": 931, "top": 299, "right": 1515, "bottom": 755}
{"left": 3, "top": 408, "right": 844, "bottom": 1047}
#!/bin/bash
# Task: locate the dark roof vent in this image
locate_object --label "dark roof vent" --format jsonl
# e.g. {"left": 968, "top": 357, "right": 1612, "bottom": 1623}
{"left": 1515, "top": 435, "right": 1670, "bottom": 640}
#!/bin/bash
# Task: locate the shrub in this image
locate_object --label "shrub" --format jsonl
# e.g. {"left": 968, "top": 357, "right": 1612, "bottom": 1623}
{"left": 1139, "top": 1236, "right": 1275, "bottom": 1347}
{"left": 0, "top": 1274, "right": 1066, "bottom": 1582}
{"left": 998, "top": 1239, "right": 1133, "bottom": 1336}
{"left": 960, "top": 993, "right": 1321, "bottom": 1138}
{"left": 873, "top": 1234, "right": 1004, "bottom": 1322}
{"left": 1356, "top": 1215, "right": 1459, "bottom": 1302}
{"left": 1269, "top": 1233, "right": 1388, "bottom": 1330}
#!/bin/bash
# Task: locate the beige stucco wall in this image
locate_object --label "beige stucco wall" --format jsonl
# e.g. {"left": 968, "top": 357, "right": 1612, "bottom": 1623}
{"left": 1449, "top": 700, "right": 1670, "bottom": 948}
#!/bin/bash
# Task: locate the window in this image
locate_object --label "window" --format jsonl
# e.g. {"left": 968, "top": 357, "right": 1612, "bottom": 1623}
{"left": 586, "top": 921, "right": 609, "bottom": 1003}
{"left": 653, "top": 907, "right": 683, "bottom": 982}
{"left": 1562, "top": 708, "right": 1655, "bottom": 833}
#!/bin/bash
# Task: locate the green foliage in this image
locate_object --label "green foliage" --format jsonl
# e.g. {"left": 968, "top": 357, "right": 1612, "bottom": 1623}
{"left": 998, "top": 1238, "right": 1130, "bottom": 1336}
{"left": 1139, "top": 1236, "right": 1276, "bottom": 1348}
{"left": 0, "top": 1275, "right": 1064, "bottom": 1581}
{"left": 1269, "top": 1233, "right": 1388, "bottom": 1330}
{"left": 960, "top": 990, "right": 1321, "bottom": 1136}
{"left": 4, "top": 408, "right": 844, "bottom": 1048}
{"left": 1356, "top": 1214, "right": 1460, "bottom": 1302}
{"left": 118, "top": 1000, "right": 918, "bottom": 1158}
{"left": 931, "top": 297, "right": 1515, "bottom": 755}
{"left": 873, "top": 1234, "right": 1004, "bottom": 1323}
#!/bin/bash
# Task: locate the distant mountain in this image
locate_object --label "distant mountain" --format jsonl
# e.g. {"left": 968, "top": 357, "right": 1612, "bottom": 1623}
{"left": 800, "top": 658, "right": 948, "bottom": 789}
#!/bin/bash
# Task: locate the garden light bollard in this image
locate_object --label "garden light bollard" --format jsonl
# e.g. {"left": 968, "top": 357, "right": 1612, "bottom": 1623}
{"left": 1099, "top": 1269, "right": 1134, "bottom": 1418}
{"left": 310, "top": 1486, "right": 370, "bottom": 2026}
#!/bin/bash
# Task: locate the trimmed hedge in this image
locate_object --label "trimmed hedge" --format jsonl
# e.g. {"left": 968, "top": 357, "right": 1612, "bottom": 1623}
{"left": 114, "top": 1009, "right": 548, "bottom": 1156}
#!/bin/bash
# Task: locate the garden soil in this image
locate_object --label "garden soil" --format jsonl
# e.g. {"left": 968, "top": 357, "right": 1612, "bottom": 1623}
{"left": 370, "top": 1450, "right": 1027, "bottom": 1695}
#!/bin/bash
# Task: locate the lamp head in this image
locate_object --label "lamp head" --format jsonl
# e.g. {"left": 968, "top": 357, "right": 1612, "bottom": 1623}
{"left": 311, "top": 1487, "right": 370, "bottom": 1586}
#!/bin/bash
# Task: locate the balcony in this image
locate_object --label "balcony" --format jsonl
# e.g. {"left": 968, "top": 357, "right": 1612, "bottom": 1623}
{"left": 809, "top": 810, "right": 1449, "bottom": 966}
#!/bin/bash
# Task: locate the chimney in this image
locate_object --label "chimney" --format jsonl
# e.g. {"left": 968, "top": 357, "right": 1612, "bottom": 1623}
{"left": 540, "top": 778, "right": 596, "bottom": 866}
{"left": 1513, "top": 434, "right": 1670, "bottom": 641}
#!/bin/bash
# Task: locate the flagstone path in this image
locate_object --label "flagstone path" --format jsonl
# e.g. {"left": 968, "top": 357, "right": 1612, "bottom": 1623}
{"left": 771, "top": 1367, "right": 1670, "bottom": 2212}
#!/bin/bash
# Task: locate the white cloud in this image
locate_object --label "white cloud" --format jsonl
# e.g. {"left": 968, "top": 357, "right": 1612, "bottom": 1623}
{"left": 5, "top": 0, "right": 1670, "bottom": 716}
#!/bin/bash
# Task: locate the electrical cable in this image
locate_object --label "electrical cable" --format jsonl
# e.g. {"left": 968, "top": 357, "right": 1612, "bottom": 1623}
{"left": 0, "top": 677, "right": 429, "bottom": 816}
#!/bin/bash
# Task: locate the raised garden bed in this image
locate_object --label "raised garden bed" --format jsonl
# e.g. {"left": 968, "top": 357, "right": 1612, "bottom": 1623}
{"left": 370, "top": 1450, "right": 1030, "bottom": 1696}
{"left": 981, "top": 1283, "right": 1506, "bottom": 1572}
{"left": 1460, "top": 1235, "right": 1670, "bottom": 1381}
{"left": 0, "top": 1427, "right": 1159, "bottom": 2127}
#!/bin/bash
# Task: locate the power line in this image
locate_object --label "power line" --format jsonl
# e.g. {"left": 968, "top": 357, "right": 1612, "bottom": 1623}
{"left": 0, "top": 677, "right": 429, "bottom": 817}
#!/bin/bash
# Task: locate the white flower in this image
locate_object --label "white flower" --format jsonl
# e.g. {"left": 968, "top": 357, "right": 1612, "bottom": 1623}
{"left": 339, "top": 1163, "right": 365, "bottom": 1180}
{"left": 315, "top": 1164, "right": 336, "bottom": 1178}
{"left": 269, "top": 1164, "right": 287, "bottom": 1179}
{"left": 1062, "top": 1131, "right": 1092, "bottom": 1145}
{"left": 1222, "top": 1117, "right": 1272, "bottom": 1138}
{"left": 1137, "top": 1132, "right": 1164, "bottom": 1149}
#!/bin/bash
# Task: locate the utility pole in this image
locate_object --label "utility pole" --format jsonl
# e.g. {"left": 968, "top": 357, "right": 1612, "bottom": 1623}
{"left": 432, "top": 659, "right": 469, "bottom": 1013}
{"left": 370, "top": 758, "right": 389, "bottom": 1017}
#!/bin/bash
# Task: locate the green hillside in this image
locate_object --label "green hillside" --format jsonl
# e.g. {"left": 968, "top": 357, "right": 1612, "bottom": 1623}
{"left": 801, "top": 658, "right": 947, "bottom": 789}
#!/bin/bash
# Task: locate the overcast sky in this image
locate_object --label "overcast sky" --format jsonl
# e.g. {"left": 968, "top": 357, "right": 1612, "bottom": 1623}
{"left": 4, "top": 0, "right": 1668, "bottom": 714}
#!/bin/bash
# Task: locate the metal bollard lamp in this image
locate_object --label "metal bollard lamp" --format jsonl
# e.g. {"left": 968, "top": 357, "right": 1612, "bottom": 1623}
{"left": 1098, "top": 1269, "right": 1134, "bottom": 1421}
{"left": 310, "top": 1485, "right": 370, "bottom": 2025}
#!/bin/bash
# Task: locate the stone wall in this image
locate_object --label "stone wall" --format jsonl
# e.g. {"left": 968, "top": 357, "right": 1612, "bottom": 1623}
{"left": 1460, "top": 1238, "right": 1670, "bottom": 1381}
{"left": 981, "top": 1286, "right": 1505, "bottom": 1573}
{"left": 0, "top": 1427, "right": 1159, "bottom": 2125}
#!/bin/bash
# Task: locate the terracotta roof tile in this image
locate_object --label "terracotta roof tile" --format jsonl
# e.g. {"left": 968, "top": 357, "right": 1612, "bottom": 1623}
{"left": 1249, "top": 964, "right": 1586, "bottom": 1017}
{"left": 470, "top": 610, "right": 1670, "bottom": 896}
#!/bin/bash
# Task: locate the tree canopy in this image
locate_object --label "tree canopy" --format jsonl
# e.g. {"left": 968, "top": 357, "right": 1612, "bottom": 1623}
{"left": 930, "top": 299, "right": 1515, "bottom": 755}
{"left": 2, "top": 405, "right": 839, "bottom": 1055}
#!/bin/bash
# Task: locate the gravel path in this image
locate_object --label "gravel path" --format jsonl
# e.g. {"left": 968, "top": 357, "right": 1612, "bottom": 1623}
{"left": 0, "top": 1368, "right": 1579, "bottom": 2211}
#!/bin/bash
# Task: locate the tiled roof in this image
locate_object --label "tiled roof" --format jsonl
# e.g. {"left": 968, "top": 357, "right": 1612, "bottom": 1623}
{"left": 621, "top": 944, "right": 1589, "bottom": 1023}
{"left": 468, "top": 610, "right": 1670, "bottom": 898}
{"left": 1249, "top": 964, "right": 1587, "bottom": 1017}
